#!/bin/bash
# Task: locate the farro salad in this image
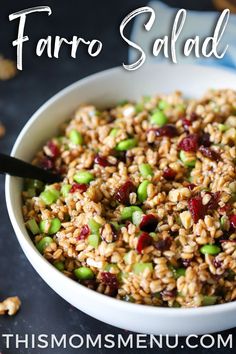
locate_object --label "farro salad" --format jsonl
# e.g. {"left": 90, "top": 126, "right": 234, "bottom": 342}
{"left": 22, "top": 89, "right": 236, "bottom": 308}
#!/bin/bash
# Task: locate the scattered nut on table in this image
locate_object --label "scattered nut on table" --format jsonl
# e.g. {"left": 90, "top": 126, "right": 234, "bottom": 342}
{"left": 0, "top": 296, "right": 21, "bottom": 316}
{"left": 0, "top": 56, "right": 17, "bottom": 81}
{"left": 0, "top": 122, "right": 5, "bottom": 138}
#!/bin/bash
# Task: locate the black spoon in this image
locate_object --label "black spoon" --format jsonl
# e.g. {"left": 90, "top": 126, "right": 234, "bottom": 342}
{"left": 0, "top": 153, "right": 62, "bottom": 184}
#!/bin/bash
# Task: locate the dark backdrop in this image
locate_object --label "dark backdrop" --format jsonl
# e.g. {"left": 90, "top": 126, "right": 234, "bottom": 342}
{"left": 0, "top": 1, "right": 234, "bottom": 353}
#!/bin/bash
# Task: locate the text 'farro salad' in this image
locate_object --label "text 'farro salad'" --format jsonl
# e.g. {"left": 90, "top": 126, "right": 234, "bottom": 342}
{"left": 22, "top": 89, "right": 236, "bottom": 308}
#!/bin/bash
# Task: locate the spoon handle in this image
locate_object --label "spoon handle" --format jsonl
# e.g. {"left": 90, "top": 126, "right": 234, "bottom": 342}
{"left": 0, "top": 153, "right": 62, "bottom": 184}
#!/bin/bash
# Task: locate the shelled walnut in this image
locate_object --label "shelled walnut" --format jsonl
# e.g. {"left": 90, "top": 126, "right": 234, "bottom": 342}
{"left": 0, "top": 296, "right": 21, "bottom": 316}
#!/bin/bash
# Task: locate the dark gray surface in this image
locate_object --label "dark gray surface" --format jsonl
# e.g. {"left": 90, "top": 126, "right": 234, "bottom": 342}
{"left": 0, "top": 0, "right": 235, "bottom": 353}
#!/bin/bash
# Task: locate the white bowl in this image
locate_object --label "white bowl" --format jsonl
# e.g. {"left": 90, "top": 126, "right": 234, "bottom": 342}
{"left": 5, "top": 64, "right": 236, "bottom": 335}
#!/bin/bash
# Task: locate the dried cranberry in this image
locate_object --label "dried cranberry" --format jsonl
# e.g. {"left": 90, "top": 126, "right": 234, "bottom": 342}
{"left": 199, "top": 146, "right": 220, "bottom": 161}
{"left": 182, "top": 118, "right": 191, "bottom": 132}
{"left": 213, "top": 258, "right": 222, "bottom": 268}
{"left": 114, "top": 150, "right": 126, "bottom": 163}
{"left": 125, "top": 154, "right": 135, "bottom": 164}
{"left": 94, "top": 154, "right": 110, "bottom": 167}
{"left": 161, "top": 289, "right": 177, "bottom": 298}
{"left": 211, "top": 274, "right": 222, "bottom": 282}
{"left": 178, "top": 134, "right": 199, "bottom": 152}
{"left": 154, "top": 237, "right": 172, "bottom": 252}
{"left": 125, "top": 220, "right": 132, "bottom": 228}
{"left": 230, "top": 215, "right": 236, "bottom": 229}
{"left": 218, "top": 232, "right": 231, "bottom": 242}
{"left": 115, "top": 181, "right": 135, "bottom": 205}
{"left": 57, "top": 165, "right": 67, "bottom": 175}
{"left": 70, "top": 183, "right": 88, "bottom": 193}
{"left": 47, "top": 141, "right": 60, "bottom": 158}
{"left": 219, "top": 204, "right": 231, "bottom": 214}
{"left": 188, "top": 196, "right": 205, "bottom": 223}
{"left": 169, "top": 230, "right": 179, "bottom": 238}
{"left": 153, "top": 124, "right": 178, "bottom": 138}
{"left": 136, "top": 232, "right": 153, "bottom": 253}
{"left": 163, "top": 167, "right": 177, "bottom": 180}
{"left": 139, "top": 214, "right": 158, "bottom": 232}
{"left": 220, "top": 239, "right": 236, "bottom": 243}
{"left": 205, "top": 192, "right": 220, "bottom": 211}
{"left": 188, "top": 192, "right": 219, "bottom": 223}
{"left": 40, "top": 156, "right": 54, "bottom": 170}
{"left": 187, "top": 183, "right": 196, "bottom": 191}
{"left": 101, "top": 272, "right": 118, "bottom": 289}
{"left": 199, "top": 133, "right": 211, "bottom": 147}
{"left": 189, "top": 112, "right": 198, "bottom": 121}
{"left": 100, "top": 223, "right": 118, "bottom": 243}
{"left": 77, "top": 224, "right": 90, "bottom": 240}
{"left": 181, "top": 258, "right": 192, "bottom": 268}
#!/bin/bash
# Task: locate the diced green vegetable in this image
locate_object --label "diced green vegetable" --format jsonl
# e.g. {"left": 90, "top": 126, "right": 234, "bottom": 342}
{"left": 74, "top": 267, "right": 94, "bottom": 280}
{"left": 187, "top": 175, "right": 193, "bottom": 183}
{"left": 115, "top": 138, "right": 137, "bottom": 151}
{"left": 176, "top": 103, "right": 186, "bottom": 113}
{"left": 124, "top": 251, "right": 131, "bottom": 265}
{"left": 143, "top": 95, "right": 151, "bottom": 103}
{"left": 39, "top": 220, "right": 47, "bottom": 233}
{"left": 49, "top": 218, "right": 61, "bottom": 234}
{"left": 117, "top": 100, "right": 128, "bottom": 106}
{"left": 121, "top": 206, "right": 142, "bottom": 220}
{"left": 120, "top": 271, "right": 128, "bottom": 281}
{"left": 220, "top": 216, "right": 230, "bottom": 231}
{"left": 49, "top": 188, "right": 60, "bottom": 198}
{"left": 88, "top": 218, "right": 101, "bottom": 235}
{"left": 175, "top": 268, "right": 186, "bottom": 278}
{"left": 105, "top": 263, "right": 120, "bottom": 272}
{"left": 109, "top": 128, "right": 119, "bottom": 137}
{"left": 139, "top": 163, "right": 153, "bottom": 177}
{"left": 74, "top": 171, "right": 94, "bottom": 184}
{"left": 123, "top": 295, "right": 135, "bottom": 302}
{"left": 218, "top": 124, "right": 229, "bottom": 132}
{"left": 137, "top": 180, "right": 150, "bottom": 202}
{"left": 40, "top": 188, "right": 60, "bottom": 205}
{"left": 172, "top": 267, "right": 186, "bottom": 279}
{"left": 110, "top": 221, "right": 119, "bottom": 231}
{"left": 229, "top": 181, "right": 236, "bottom": 193}
{"left": 153, "top": 292, "right": 161, "bottom": 299}
{"left": 158, "top": 100, "right": 170, "bottom": 110}
{"left": 229, "top": 193, "right": 236, "bottom": 203}
{"left": 180, "top": 150, "right": 196, "bottom": 167}
{"left": 150, "top": 110, "right": 168, "bottom": 126}
{"left": 56, "top": 136, "right": 64, "bottom": 143}
{"left": 202, "top": 295, "right": 218, "bottom": 306}
{"left": 25, "top": 179, "right": 44, "bottom": 193}
{"left": 39, "top": 218, "right": 61, "bottom": 235}
{"left": 69, "top": 129, "right": 83, "bottom": 145}
{"left": 88, "top": 234, "right": 101, "bottom": 248}
{"left": 26, "top": 188, "right": 37, "bottom": 198}
{"left": 61, "top": 184, "right": 72, "bottom": 197}
{"left": 135, "top": 102, "right": 144, "bottom": 113}
{"left": 133, "top": 262, "right": 153, "bottom": 275}
{"left": 25, "top": 218, "right": 40, "bottom": 235}
{"left": 132, "top": 210, "right": 144, "bottom": 226}
{"left": 200, "top": 244, "right": 221, "bottom": 255}
{"left": 53, "top": 261, "right": 65, "bottom": 271}
{"left": 149, "top": 232, "right": 158, "bottom": 240}
{"left": 36, "top": 236, "right": 53, "bottom": 253}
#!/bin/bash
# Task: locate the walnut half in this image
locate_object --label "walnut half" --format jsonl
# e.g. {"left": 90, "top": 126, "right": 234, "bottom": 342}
{"left": 0, "top": 296, "right": 21, "bottom": 316}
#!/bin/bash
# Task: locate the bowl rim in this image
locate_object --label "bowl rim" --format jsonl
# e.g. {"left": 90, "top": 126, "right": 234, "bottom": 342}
{"left": 5, "top": 63, "right": 236, "bottom": 317}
